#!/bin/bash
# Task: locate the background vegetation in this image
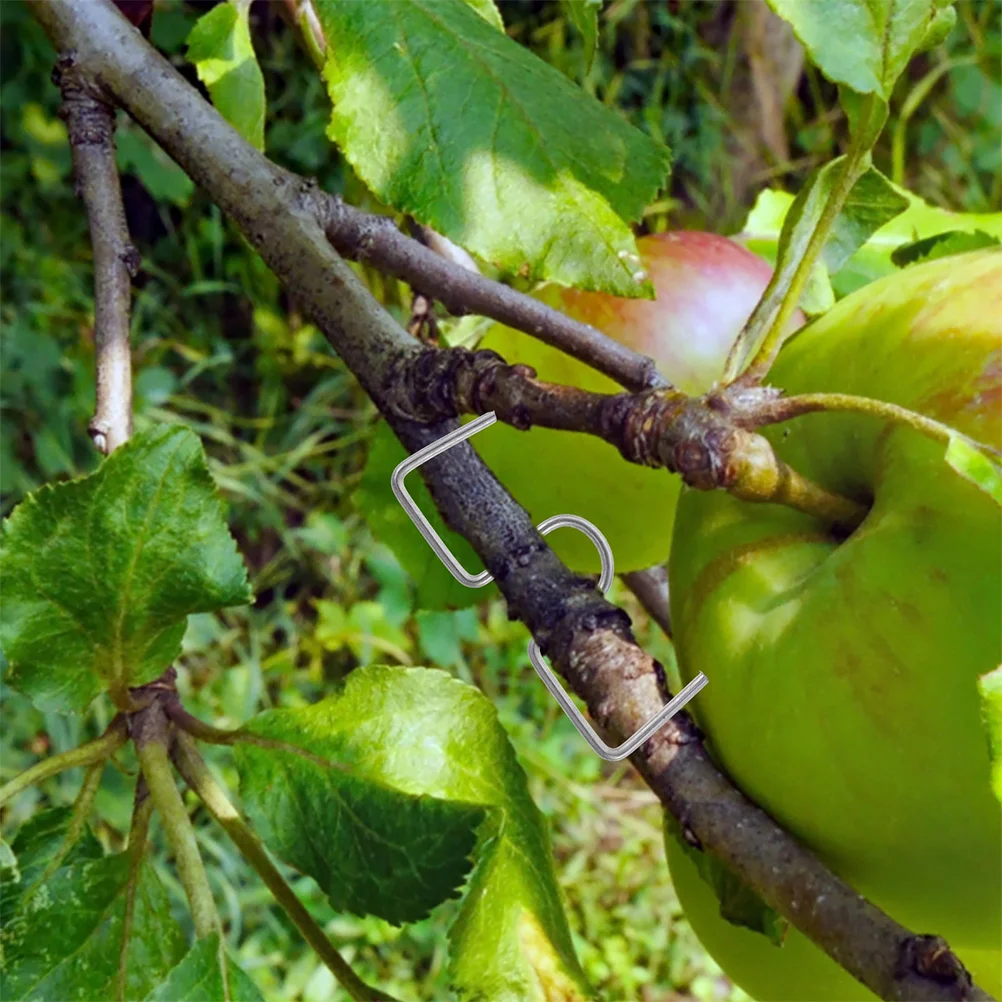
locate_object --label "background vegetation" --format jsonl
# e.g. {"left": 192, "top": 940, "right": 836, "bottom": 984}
{"left": 2, "top": 1, "right": 999, "bottom": 998}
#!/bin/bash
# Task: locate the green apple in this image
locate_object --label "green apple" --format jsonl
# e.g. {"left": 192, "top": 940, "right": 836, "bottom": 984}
{"left": 668, "top": 250, "right": 1002, "bottom": 998}
{"left": 472, "top": 232, "right": 796, "bottom": 573}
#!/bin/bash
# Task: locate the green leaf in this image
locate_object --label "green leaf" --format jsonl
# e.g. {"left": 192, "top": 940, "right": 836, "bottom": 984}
{"left": 563, "top": 0, "right": 603, "bottom": 72}
{"left": 0, "top": 425, "right": 252, "bottom": 713}
{"left": 145, "top": 934, "right": 264, "bottom": 1002}
{"left": 890, "top": 229, "right": 1001, "bottom": 267}
{"left": 817, "top": 166, "right": 909, "bottom": 274}
{"left": 354, "top": 422, "right": 496, "bottom": 611}
{"left": 740, "top": 186, "right": 1002, "bottom": 296}
{"left": 978, "top": 665, "right": 1002, "bottom": 805}
{"left": 238, "top": 666, "right": 589, "bottom": 1001}
{"left": 756, "top": 160, "right": 906, "bottom": 323}
{"left": 236, "top": 686, "right": 485, "bottom": 926}
{"left": 663, "top": 813, "right": 788, "bottom": 946}
{"left": 0, "top": 821, "right": 185, "bottom": 1002}
{"left": 463, "top": 0, "right": 504, "bottom": 30}
{"left": 766, "top": 0, "right": 954, "bottom": 101}
{"left": 315, "top": 0, "right": 669, "bottom": 297}
{"left": 187, "top": 0, "right": 266, "bottom": 151}
{"left": 945, "top": 436, "right": 1002, "bottom": 507}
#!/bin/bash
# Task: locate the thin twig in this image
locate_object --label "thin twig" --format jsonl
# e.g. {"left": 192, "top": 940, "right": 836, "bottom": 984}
{"left": 0, "top": 716, "right": 127, "bottom": 808}
{"left": 27, "top": 5, "right": 992, "bottom": 998}
{"left": 620, "top": 565, "right": 672, "bottom": 639}
{"left": 172, "top": 733, "right": 397, "bottom": 1002}
{"left": 320, "top": 195, "right": 666, "bottom": 392}
{"left": 58, "top": 58, "right": 138, "bottom": 454}
{"left": 117, "top": 783, "right": 154, "bottom": 1002}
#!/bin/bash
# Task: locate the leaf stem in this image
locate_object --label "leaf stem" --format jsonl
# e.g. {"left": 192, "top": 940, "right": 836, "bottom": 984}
{"left": 0, "top": 716, "right": 127, "bottom": 808}
{"left": 135, "top": 726, "right": 219, "bottom": 939}
{"left": 165, "top": 702, "right": 351, "bottom": 774}
{"left": 171, "top": 733, "right": 398, "bottom": 1002}
{"left": 725, "top": 96, "right": 879, "bottom": 385}
{"left": 753, "top": 391, "right": 1002, "bottom": 460}
{"left": 117, "top": 785, "right": 154, "bottom": 1002}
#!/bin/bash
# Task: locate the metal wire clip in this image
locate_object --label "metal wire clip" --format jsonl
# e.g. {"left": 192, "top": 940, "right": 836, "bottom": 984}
{"left": 390, "top": 411, "right": 708, "bottom": 761}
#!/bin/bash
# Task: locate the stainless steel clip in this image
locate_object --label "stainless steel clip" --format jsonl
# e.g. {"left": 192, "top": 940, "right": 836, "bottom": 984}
{"left": 390, "top": 411, "right": 707, "bottom": 761}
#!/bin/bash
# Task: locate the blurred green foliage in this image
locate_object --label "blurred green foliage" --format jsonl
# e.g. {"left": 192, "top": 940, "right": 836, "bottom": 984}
{"left": 1, "top": 1, "right": 998, "bottom": 999}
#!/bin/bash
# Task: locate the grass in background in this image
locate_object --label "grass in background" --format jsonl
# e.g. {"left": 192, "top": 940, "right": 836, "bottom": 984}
{"left": 2, "top": 1, "right": 998, "bottom": 999}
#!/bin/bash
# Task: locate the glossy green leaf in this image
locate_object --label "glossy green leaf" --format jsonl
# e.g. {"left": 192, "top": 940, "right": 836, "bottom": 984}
{"left": 145, "top": 934, "right": 264, "bottom": 1002}
{"left": 0, "top": 810, "right": 185, "bottom": 1001}
{"left": 740, "top": 185, "right": 1002, "bottom": 296}
{"left": 890, "top": 229, "right": 1000, "bottom": 267}
{"left": 945, "top": 436, "right": 1002, "bottom": 507}
{"left": 978, "top": 665, "right": 1002, "bottom": 805}
{"left": 766, "top": 0, "right": 955, "bottom": 101}
{"left": 315, "top": 0, "right": 669, "bottom": 296}
{"left": 563, "top": 0, "right": 602, "bottom": 71}
{"left": 187, "top": 0, "right": 266, "bottom": 151}
{"left": 354, "top": 422, "right": 496, "bottom": 611}
{"left": 0, "top": 425, "right": 252, "bottom": 713}
{"left": 236, "top": 681, "right": 485, "bottom": 925}
{"left": 663, "top": 813, "right": 788, "bottom": 946}
{"left": 238, "top": 666, "right": 588, "bottom": 1001}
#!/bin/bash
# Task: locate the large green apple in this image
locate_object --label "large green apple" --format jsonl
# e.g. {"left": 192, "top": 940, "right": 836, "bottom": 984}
{"left": 668, "top": 250, "right": 1002, "bottom": 998}
{"left": 472, "top": 232, "right": 794, "bottom": 572}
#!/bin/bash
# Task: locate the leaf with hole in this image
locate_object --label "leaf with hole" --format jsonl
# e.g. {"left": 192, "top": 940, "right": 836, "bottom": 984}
{"left": 236, "top": 666, "right": 588, "bottom": 1001}
{"left": 315, "top": 0, "right": 669, "bottom": 296}
{"left": 0, "top": 424, "right": 252, "bottom": 713}
{"left": 186, "top": 0, "right": 266, "bottom": 151}
{"left": 740, "top": 186, "right": 1002, "bottom": 296}
{"left": 890, "top": 229, "right": 1001, "bottom": 268}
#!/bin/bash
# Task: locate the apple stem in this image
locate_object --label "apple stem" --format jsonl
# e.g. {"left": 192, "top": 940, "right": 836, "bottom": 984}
{"left": 750, "top": 391, "right": 1002, "bottom": 461}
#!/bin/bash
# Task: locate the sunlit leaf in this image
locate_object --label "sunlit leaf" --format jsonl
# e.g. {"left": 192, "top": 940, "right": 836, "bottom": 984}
{"left": 187, "top": 0, "right": 266, "bottom": 151}
{"left": 945, "top": 436, "right": 1002, "bottom": 507}
{"left": 890, "top": 229, "right": 1000, "bottom": 267}
{"left": 237, "top": 666, "right": 589, "bottom": 1000}
{"left": 315, "top": 0, "right": 669, "bottom": 296}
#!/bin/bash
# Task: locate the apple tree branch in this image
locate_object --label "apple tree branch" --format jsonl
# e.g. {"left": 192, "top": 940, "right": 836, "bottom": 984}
{"left": 28, "top": 4, "right": 991, "bottom": 1000}
{"left": 57, "top": 59, "right": 138, "bottom": 454}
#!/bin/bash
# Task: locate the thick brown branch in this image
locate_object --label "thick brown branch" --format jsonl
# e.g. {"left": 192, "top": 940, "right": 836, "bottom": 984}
{"left": 58, "top": 61, "right": 137, "bottom": 454}
{"left": 29, "top": 4, "right": 990, "bottom": 999}
{"left": 384, "top": 344, "right": 865, "bottom": 529}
